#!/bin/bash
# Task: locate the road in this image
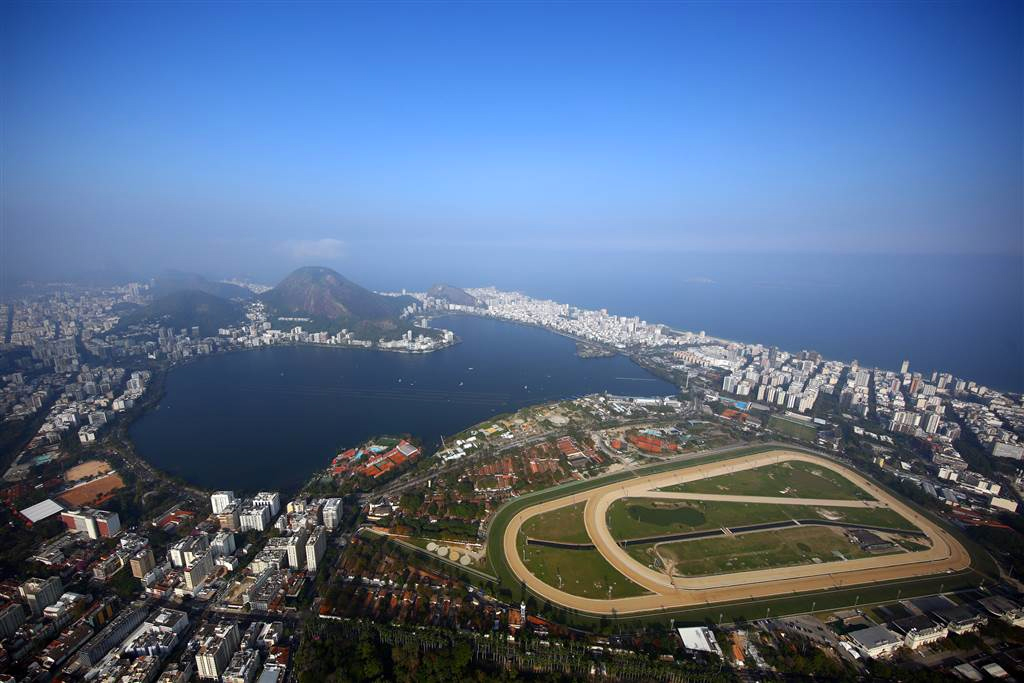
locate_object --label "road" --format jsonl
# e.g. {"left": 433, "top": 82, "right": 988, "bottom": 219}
{"left": 501, "top": 448, "right": 971, "bottom": 615}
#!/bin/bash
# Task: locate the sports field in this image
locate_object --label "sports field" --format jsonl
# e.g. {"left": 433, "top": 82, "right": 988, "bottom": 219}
{"left": 64, "top": 459, "right": 112, "bottom": 482}
{"left": 57, "top": 472, "right": 125, "bottom": 507}
{"left": 496, "top": 448, "right": 971, "bottom": 615}
{"left": 768, "top": 415, "right": 819, "bottom": 441}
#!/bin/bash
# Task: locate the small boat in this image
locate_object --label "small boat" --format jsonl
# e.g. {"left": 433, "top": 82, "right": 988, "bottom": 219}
{"left": 458, "top": 382, "right": 463, "bottom": 387}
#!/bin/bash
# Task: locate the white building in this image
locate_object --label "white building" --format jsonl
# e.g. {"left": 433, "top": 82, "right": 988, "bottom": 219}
{"left": 211, "top": 531, "right": 236, "bottom": 557}
{"left": 211, "top": 491, "right": 236, "bottom": 515}
{"left": 253, "top": 492, "right": 281, "bottom": 517}
{"left": 240, "top": 506, "right": 272, "bottom": 532}
{"left": 321, "top": 498, "right": 343, "bottom": 531}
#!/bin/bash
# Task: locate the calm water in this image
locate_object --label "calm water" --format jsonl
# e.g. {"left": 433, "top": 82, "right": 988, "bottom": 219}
{"left": 129, "top": 316, "right": 675, "bottom": 493}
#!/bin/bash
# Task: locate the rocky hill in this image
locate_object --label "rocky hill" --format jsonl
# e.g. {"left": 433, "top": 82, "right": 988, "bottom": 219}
{"left": 260, "top": 267, "right": 417, "bottom": 336}
{"left": 117, "top": 290, "right": 245, "bottom": 336}
{"left": 427, "top": 283, "right": 484, "bottom": 308}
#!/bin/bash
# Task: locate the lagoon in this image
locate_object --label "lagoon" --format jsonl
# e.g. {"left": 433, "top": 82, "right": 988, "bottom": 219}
{"left": 128, "top": 316, "right": 676, "bottom": 493}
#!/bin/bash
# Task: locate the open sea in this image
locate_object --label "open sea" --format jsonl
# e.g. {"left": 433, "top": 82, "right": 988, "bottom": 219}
{"left": 350, "top": 251, "right": 1023, "bottom": 392}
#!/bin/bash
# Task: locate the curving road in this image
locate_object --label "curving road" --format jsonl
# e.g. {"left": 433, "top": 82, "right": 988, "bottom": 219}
{"left": 501, "top": 449, "right": 971, "bottom": 615}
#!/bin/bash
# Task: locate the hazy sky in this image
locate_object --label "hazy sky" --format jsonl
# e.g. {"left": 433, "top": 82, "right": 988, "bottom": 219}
{"left": 2, "top": 1, "right": 1021, "bottom": 285}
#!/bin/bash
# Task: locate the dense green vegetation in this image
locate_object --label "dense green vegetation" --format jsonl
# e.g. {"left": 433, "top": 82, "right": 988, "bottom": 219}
{"left": 117, "top": 289, "right": 245, "bottom": 335}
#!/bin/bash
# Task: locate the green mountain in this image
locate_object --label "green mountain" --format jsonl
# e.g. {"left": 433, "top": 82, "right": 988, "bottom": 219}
{"left": 260, "top": 267, "right": 418, "bottom": 336}
{"left": 117, "top": 290, "right": 245, "bottom": 336}
{"left": 150, "top": 271, "right": 254, "bottom": 301}
{"left": 427, "top": 283, "right": 484, "bottom": 308}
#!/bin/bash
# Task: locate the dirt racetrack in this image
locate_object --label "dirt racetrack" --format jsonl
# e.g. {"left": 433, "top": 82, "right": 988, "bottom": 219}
{"left": 502, "top": 449, "right": 970, "bottom": 615}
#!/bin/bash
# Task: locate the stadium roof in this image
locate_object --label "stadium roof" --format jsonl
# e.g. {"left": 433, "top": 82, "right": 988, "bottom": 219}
{"left": 20, "top": 498, "right": 65, "bottom": 523}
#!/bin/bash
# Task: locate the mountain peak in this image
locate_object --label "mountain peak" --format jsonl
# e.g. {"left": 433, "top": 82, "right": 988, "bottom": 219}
{"left": 261, "top": 267, "right": 416, "bottom": 335}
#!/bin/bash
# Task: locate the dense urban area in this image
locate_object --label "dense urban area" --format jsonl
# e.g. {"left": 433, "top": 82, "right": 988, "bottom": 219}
{"left": 1, "top": 276, "right": 1023, "bottom": 683}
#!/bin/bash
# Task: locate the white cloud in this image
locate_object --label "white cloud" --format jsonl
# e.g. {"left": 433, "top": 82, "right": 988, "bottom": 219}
{"left": 282, "top": 238, "right": 345, "bottom": 262}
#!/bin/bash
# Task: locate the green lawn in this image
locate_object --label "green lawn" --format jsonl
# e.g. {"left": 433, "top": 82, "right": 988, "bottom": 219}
{"left": 645, "top": 526, "right": 891, "bottom": 577}
{"left": 516, "top": 535, "right": 650, "bottom": 599}
{"left": 768, "top": 415, "right": 819, "bottom": 441}
{"left": 658, "top": 460, "right": 874, "bottom": 501}
{"left": 521, "top": 502, "right": 591, "bottom": 544}
{"left": 606, "top": 498, "right": 918, "bottom": 540}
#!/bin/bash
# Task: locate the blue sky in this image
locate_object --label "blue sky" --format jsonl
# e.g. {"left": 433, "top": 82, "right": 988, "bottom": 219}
{"left": 2, "top": 1, "right": 1021, "bottom": 283}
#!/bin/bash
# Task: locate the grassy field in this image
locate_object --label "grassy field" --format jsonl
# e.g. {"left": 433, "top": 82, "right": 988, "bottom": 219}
{"left": 605, "top": 498, "right": 918, "bottom": 540}
{"left": 515, "top": 535, "right": 650, "bottom": 599}
{"left": 658, "top": 460, "right": 874, "bottom": 501}
{"left": 768, "top": 415, "right": 819, "bottom": 441}
{"left": 521, "top": 502, "right": 591, "bottom": 544}
{"left": 640, "top": 526, "right": 892, "bottom": 577}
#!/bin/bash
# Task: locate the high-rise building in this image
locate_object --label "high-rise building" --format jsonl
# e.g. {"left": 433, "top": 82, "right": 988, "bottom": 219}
{"left": 253, "top": 492, "right": 281, "bottom": 517}
{"left": 285, "top": 530, "right": 308, "bottom": 569}
{"left": 130, "top": 548, "right": 156, "bottom": 578}
{"left": 240, "top": 505, "right": 271, "bottom": 532}
{"left": 20, "top": 576, "right": 63, "bottom": 616}
{"left": 0, "top": 602, "right": 25, "bottom": 637}
{"left": 210, "top": 491, "right": 236, "bottom": 515}
{"left": 321, "top": 498, "right": 343, "bottom": 531}
{"left": 184, "top": 550, "right": 214, "bottom": 592}
{"left": 211, "top": 531, "right": 236, "bottom": 557}
{"left": 900, "top": 360, "right": 910, "bottom": 374}
{"left": 169, "top": 535, "right": 210, "bottom": 568}
{"left": 195, "top": 622, "right": 240, "bottom": 680}
{"left": 216, "top": 503, "right": 241, "bottom": 531}
{"left": 60, "top": 508, "right": 121, "bottom": 539}
{"left": 305, "top": 526, "right": 326, "bottom": 572}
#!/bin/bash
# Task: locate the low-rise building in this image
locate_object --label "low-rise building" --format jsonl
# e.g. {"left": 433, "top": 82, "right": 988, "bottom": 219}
{"left": 847, "top": 625, "right": 902, "bottom": 658}
{"left": 890, "top": 615, "right": 947, "bottom": 649}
